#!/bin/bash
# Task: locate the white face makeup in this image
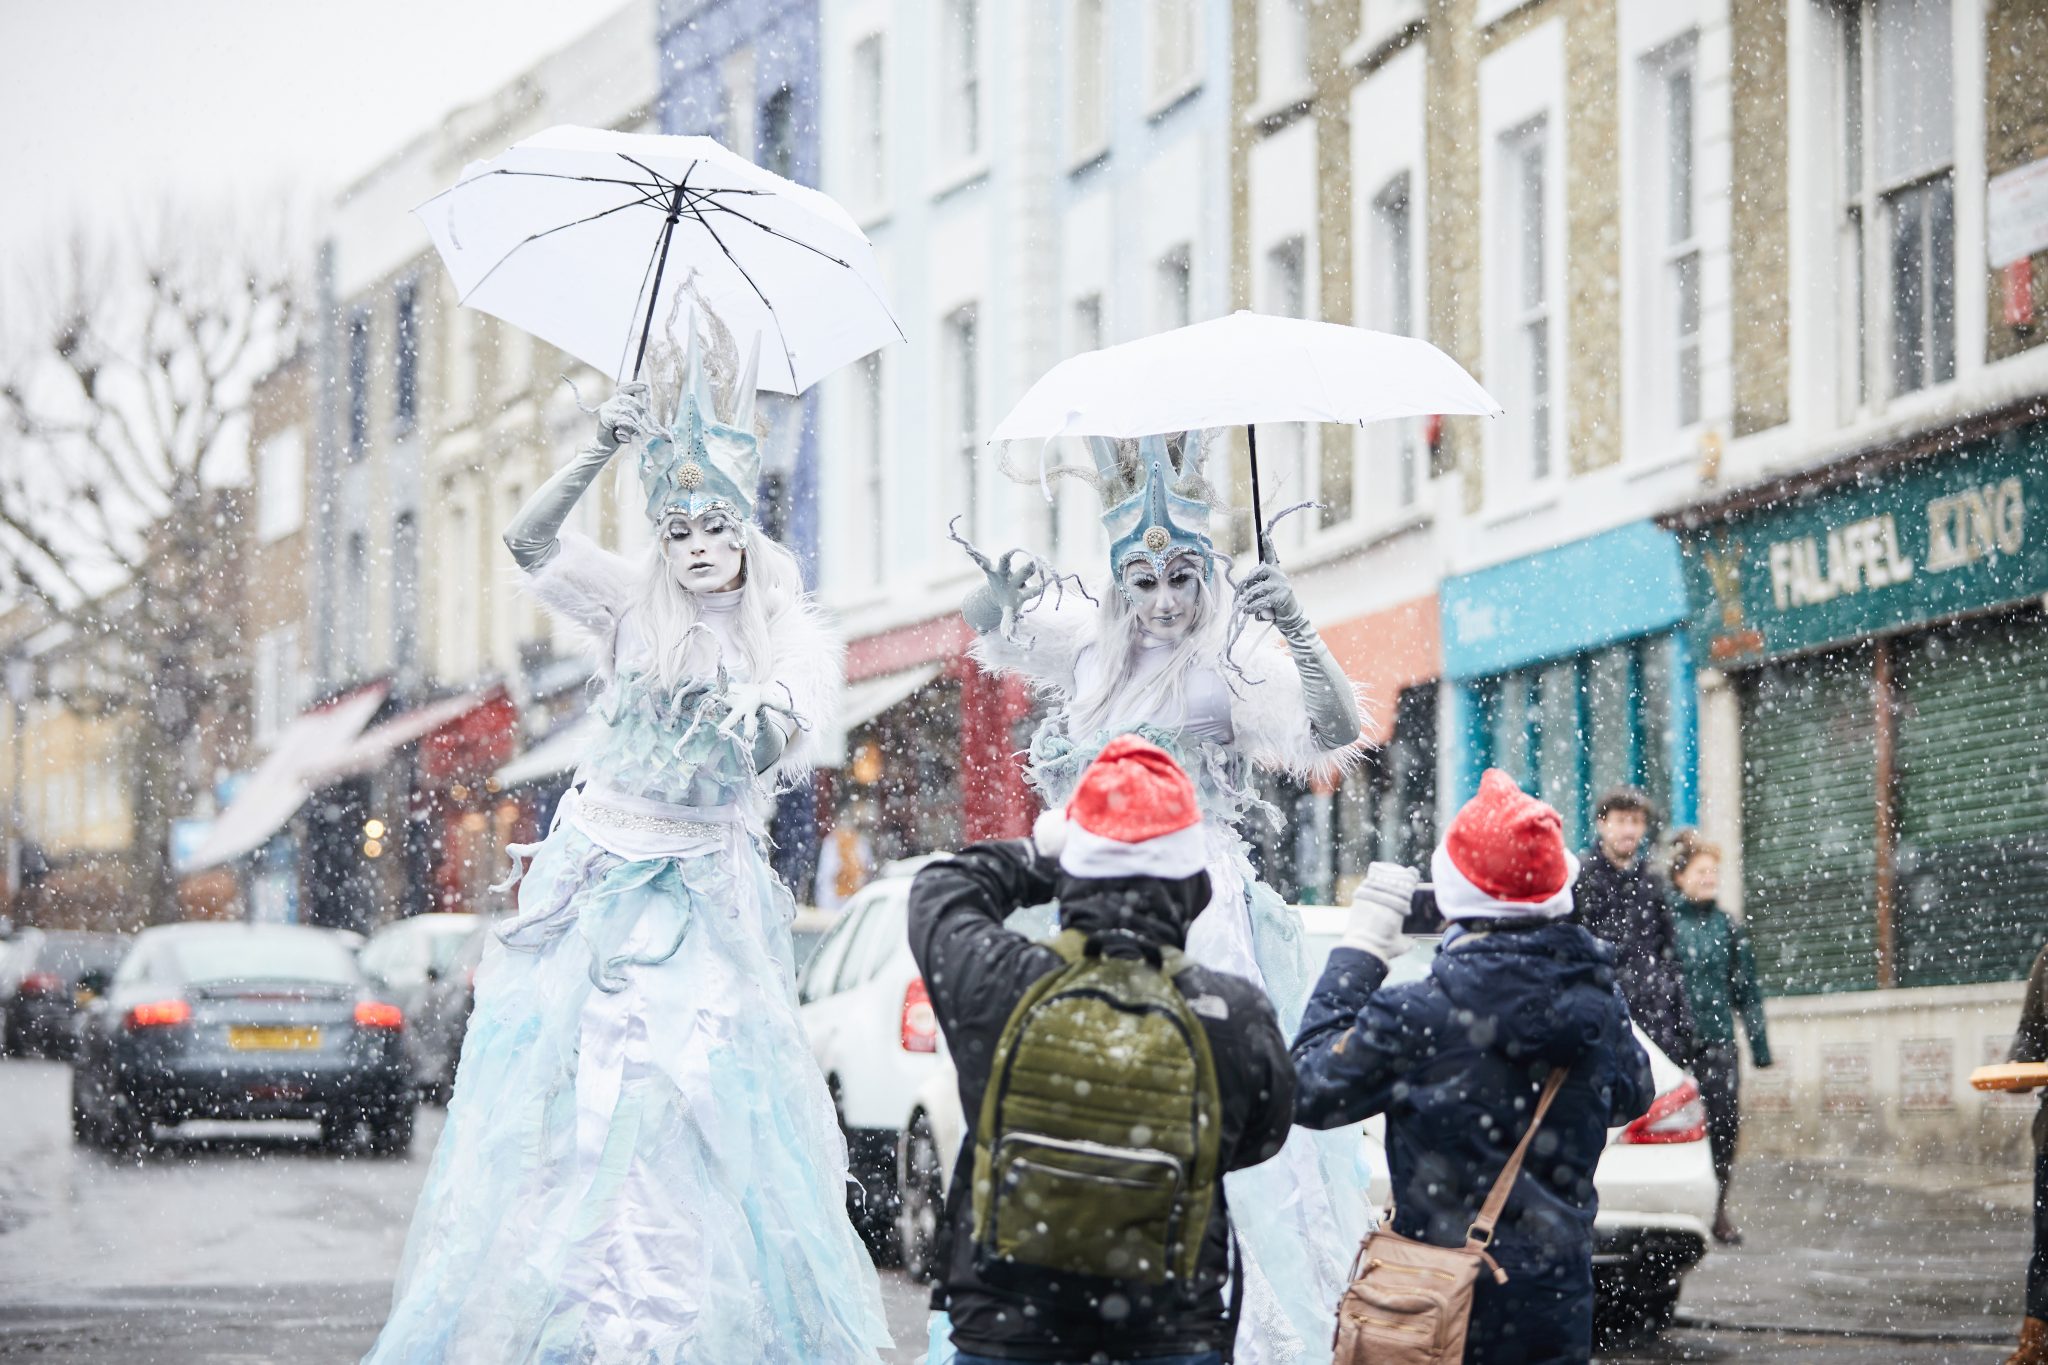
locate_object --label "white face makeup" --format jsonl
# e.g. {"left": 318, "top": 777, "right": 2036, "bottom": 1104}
{"left": 661, "top": 508, "right": 746, "bottom": 594}
{"left": 1121, "top": 554, "right": 1203, "bottom": 644}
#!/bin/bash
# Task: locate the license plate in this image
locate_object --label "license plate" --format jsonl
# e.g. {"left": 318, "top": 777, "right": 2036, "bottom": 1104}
{"left": 228, "top": 1026, "right": 321, "bottom": 1051}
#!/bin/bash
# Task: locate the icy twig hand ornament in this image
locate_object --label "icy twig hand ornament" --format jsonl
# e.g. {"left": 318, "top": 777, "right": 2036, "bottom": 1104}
{"left": 503, "top": 382, "right": 653, "bottom": 571}
{"left": 952, "top": 518, "right": 1050, "bottom": 635}
{"left": 1230, "top": 563, "right": 1363, "bottom": 752}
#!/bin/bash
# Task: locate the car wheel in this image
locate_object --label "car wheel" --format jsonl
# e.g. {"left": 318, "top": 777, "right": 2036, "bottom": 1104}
{"left": 367, "top": 1098, "right": 416, "bottom": 1158}
{"left": 1594, "top": 1270, "right": 1682, "bottom": 1348}
{"left": 69, "top": 1073, "right": 100, "bottom": 1148}
{"left": 897, "top": 1112, "right": 946, "bottom": 1283}
{"left": 102, "top": 1094, "right": 152, "bottom": 1158}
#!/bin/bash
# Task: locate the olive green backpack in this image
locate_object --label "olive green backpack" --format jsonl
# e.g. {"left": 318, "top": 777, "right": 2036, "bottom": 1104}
{"left": 969, "top": 927, "right": 1223, "bottom": 1306}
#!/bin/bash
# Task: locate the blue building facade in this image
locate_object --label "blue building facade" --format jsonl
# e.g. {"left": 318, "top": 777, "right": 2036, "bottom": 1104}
{"left": 657, "top": 0, "right": 825, "bottom": 893}
{"left": 1439, "top": 522, "right": 1699, "bottom": 853}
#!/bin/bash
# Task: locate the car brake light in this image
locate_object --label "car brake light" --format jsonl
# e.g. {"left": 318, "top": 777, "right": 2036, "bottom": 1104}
{"left": 19, "top": 971, "right": 61, "bottom": 996}
{"left": 1620, "top": 1077, "right": 1708, "bottom": 1144}
{"left": 901, "top": 978, "right": 937, "bottom": 1053}
{"left": 355, "top": 1001, "right": 404, "bottom": 1030}
{"left": 125, "top": 999, "right": 192, "bottom": 1029}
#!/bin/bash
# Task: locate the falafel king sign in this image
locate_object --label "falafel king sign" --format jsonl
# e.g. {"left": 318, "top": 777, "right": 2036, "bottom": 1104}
{"left": 1680, "top": 421, "right": 2048, "bottom": 665}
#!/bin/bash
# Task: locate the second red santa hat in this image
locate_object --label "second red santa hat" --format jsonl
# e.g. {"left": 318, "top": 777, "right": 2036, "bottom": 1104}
{"left": 1033, "top": 734, "right": 1207, "bottom": 880}
{"left": 1430, "top": 767, "right": 1579, "bottom": 921}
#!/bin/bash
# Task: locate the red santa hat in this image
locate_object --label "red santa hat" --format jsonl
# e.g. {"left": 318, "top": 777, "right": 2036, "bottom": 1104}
{"left": 1430, "top": 768, "right": 1579, "bottom": 922}
{"left": 1032, "top": 735, "right": 1207, "bottom": 881}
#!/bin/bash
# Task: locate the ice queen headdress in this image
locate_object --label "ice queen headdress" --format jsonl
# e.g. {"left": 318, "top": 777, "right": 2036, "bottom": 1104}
{"left": 636, "top": 299, "right": 764, "bottom": 526}
{"left": 1003, "top": 431, "right": 1220, "bottom": 600}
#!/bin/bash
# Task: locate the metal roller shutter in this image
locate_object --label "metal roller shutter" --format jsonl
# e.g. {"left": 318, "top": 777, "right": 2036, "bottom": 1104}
{"left": 1740, "top": 649, "right": 1879, "bottom": 994}
{"left": 1895, "top": 612, "right": 2048, "bottom": 987}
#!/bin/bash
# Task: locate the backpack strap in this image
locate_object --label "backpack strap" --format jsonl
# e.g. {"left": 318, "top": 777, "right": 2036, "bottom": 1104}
{"left": 1466, "top": 1067, "right": 1567, "bottom": 1249}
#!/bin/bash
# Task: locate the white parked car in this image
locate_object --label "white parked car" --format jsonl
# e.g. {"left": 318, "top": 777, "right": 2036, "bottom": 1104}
{"left": 796, "top": 858, "right": 946, "bottom": 1257}
{"left": 897, "top": 905, "right": 1717, "bottom": 1342}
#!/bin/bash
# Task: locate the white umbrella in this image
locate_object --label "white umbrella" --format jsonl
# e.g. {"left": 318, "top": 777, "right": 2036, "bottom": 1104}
{"left": 989, "top": 311, "right": 1501, "bottom": 558}
{"left": 415, "top": 124, "right": 901, "bottom": 394}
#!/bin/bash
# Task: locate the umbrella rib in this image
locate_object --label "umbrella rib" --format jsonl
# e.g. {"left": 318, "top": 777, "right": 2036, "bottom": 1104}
{"left": 614, "top": 154, "right": 681, "bottom": 193}
{"left": 418, "top": 168, "right": 668, "bottom": 206}
{"left": 682, "top": 205, "right": 801, "bottom": 387}
{"left": 696, "top": 198, "right": 854, "bottom": 268}
{"left": 455, "top": 189, "right": 672, "bottom": 306}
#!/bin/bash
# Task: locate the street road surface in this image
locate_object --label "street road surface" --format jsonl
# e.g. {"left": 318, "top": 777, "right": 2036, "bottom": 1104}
{"left": 0, "top": 1060, "right": 2017, "bottom": 1362}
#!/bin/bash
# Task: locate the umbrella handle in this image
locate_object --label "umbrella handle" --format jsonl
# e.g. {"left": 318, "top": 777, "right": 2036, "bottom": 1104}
{"left": 1247, "top": 424, "right": 1273, "bottom": 565}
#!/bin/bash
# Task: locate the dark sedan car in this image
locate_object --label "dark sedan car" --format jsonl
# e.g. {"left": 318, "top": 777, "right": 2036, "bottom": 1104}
{"left": 71, "top": 922, "right": 416, "bottom": 1156}
{"left": 409, "top": 913, "right": 516, "bottom": 1104}
{"left": 3, "top": 930, "right": 129, "bottom": 1059}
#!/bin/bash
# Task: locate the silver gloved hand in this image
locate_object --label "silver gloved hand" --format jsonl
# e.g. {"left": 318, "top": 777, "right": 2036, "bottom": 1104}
{"left": 503, "top": 383, "right": 651, "bottom": 571}
{"left": 961, "top": 545, "right": 1049, "bottom": 635}
{"left": 1342, "top": 861, "right": 1419, "bottom": 962}
{"left": 1234, "top": 564, "right": 1362, "bottom": 751}
{"left": 593, "top": 381, "right": 655, "bottom": 453}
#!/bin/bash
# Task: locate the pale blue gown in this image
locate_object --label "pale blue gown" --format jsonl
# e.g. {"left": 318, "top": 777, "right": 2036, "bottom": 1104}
{"left": 931, "top": 632, "right": 1376, "bottom": 1365}
{"left": 365, "top": 585, "right": 891, "bottom": 1365}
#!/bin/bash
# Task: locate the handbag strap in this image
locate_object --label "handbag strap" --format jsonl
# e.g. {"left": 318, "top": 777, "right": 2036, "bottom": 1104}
{"left": 1466, "top": 1067, "right": 1567, "bottom": 1248}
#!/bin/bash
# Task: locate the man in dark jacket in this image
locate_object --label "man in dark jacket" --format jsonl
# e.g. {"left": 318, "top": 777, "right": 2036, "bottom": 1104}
{"left": 1294, "top": 769, "right": 1655, "bottom": 1364}
{"left": 2004, "top": 941, "right": 2048, "bottom": 1365}
{"left": 909, "top": 737, "right": 1295, "bottom": 1365}
{"left": 1573, "top": 786, "right": 1697, "bottom": 1064}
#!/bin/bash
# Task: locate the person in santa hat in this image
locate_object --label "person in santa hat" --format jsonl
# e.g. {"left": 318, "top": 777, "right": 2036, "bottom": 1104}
{"left": 1292, "top": 769, "right": 1656, "bottom": 1365}
{"left": 908, "top": 735, "right": 1297, "bottom": 1365}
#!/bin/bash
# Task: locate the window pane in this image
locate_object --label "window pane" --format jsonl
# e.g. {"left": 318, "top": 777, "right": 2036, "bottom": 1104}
{"left": 1073, "top": 0, "right": 1107, "bottom": 151}
{"left": 1888, "top": 183, "right": 1928, "bottom": 395}
{"left": 1527, "top": 321, "right": 1550, "bottom": 479}
{"left": 1519, "top": 137, "right": 1546, "bottom": 310}
{"left": 1842, "top": 1, "right": 1863, "bottom": 196}
{"left": 1673, "top": 250, "right": 1700, "bottom": 427}
{"left": 1666, "top": 65, "right": 1694, "bottom": 244}
{"left": 1928, "top": 175, "right": 1956, "bottom": 385}
{"left": 1873, "top": 0, "right": 1953, "bottom": 186}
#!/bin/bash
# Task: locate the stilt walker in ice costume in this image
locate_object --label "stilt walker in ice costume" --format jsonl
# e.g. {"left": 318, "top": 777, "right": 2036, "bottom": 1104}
{"left": 364, "top": 303, "right": 891, "bottom": 1365}
{"left": 942, "top": 432, "right": 1377, "bottom": 1365}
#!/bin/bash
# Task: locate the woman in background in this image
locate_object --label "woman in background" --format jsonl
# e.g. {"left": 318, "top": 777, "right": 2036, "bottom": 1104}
{"left": 1665, "top": 829, "right": 1772, "bottom": 1247}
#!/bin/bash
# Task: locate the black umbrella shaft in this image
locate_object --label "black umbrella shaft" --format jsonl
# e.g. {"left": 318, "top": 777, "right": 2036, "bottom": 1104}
{"left": 632, "top": 181, "right": 691, "bottom": 382}
{"left": 1248, "top": 424, "right": 1272, "bottom": 564}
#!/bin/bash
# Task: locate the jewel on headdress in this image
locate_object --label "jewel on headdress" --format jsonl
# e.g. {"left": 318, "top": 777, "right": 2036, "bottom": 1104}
{"left": 678, "top": 462, "right": 706, "bottom": 490}
{"left": 1144, "top": 526, "right": 1170, "bottom": 552}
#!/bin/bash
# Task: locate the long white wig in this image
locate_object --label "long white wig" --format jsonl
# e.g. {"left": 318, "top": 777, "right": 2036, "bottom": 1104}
{"left": 629, "top": 530, "right": 807, "bottom": 694}
{"left": 1066, "top": 558, "right": 1225, "bottom": 737}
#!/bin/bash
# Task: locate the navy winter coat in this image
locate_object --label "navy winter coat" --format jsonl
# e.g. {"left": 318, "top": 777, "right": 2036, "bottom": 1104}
{"left": 1292, "top": 921, "right": 1655, "bottom": 1365}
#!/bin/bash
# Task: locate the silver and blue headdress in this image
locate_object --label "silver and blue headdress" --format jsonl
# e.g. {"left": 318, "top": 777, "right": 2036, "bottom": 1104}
{"left": 639, "top": 302, "right": 763, "bottom": 526}
{"left": 1085, "top": 433, "right": 1218, "bottom": 595}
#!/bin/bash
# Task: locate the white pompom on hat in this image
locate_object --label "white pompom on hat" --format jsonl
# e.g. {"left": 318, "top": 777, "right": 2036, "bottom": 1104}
{"left": 1430, "top": 768, "right": 1579, "bottom": 922}
{"left": 1037, "top": 734, "right": 1207, "bottom": 881}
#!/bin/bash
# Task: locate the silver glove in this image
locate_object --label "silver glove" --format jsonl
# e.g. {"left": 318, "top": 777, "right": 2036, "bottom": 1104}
{"left": 1235, "top": 565, "right": 1362, "bottom": 751}
{"left": 960, "top": 546, "right": 1048, "bottom": 635}
{"left": 751, "top": 713, "right": 791, "bottom": 774}
{"left": 501, "top": 383, "right": 651, "bottom": 571}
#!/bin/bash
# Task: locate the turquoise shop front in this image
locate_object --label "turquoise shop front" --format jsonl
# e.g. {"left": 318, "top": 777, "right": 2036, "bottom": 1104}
{"left": 1439, "top": 521, "right": 1698, "bottom": 854}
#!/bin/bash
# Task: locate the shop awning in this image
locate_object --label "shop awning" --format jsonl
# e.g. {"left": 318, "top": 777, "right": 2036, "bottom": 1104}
{"left": 493, "top": 714, "right": 600, "bottom": 789}
{"left": 186, "top": 683, "right": 390, "bottom": 871}
{"left": 842, "top": 663, "right": 943, "bottom": 731}
{"left": 306, "top": 689, "right": 500, "bottom": 786}
{"left": 818, "top": 663, "right": 943, "bottom": 765}
{"left": 1322, "top": 596, "right": 1443, "bottom": 745}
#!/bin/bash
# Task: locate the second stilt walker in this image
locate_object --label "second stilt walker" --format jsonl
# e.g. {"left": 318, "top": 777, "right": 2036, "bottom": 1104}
{"left": 949, "top": 432, "right": 1375, "bottom": 1365}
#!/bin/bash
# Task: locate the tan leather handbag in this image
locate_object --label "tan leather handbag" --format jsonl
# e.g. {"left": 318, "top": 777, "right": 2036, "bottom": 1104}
{"left": 1331, "top": 1069, "right": 1567, "bottom": 1365}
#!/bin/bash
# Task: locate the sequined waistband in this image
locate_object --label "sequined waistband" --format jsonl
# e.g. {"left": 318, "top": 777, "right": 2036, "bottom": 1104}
{"left": 575, "top": 786, "right": 740, "bottom": 844}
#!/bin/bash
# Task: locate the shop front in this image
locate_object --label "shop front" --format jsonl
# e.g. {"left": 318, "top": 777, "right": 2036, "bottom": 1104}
{"left": 1678, "top": 419, "right": 2048, "bottom": 1161}
{"left": 1249, "top": 595, "right": 1441, "bottom": 905}
{"left": 1440, "top": 521, "right": 1698, "bottom": 853}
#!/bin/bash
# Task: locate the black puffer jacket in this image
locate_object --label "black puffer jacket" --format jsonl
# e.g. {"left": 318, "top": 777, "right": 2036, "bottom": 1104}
{"left": 908, "top": 840, "right": 1296, "bottom": 1362}
{"left": 1573, "top": 853, "right": 1698, "bottom": 1065}
{"left": 1292, "top": 922, "right": 1655, "bottom": 1365}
